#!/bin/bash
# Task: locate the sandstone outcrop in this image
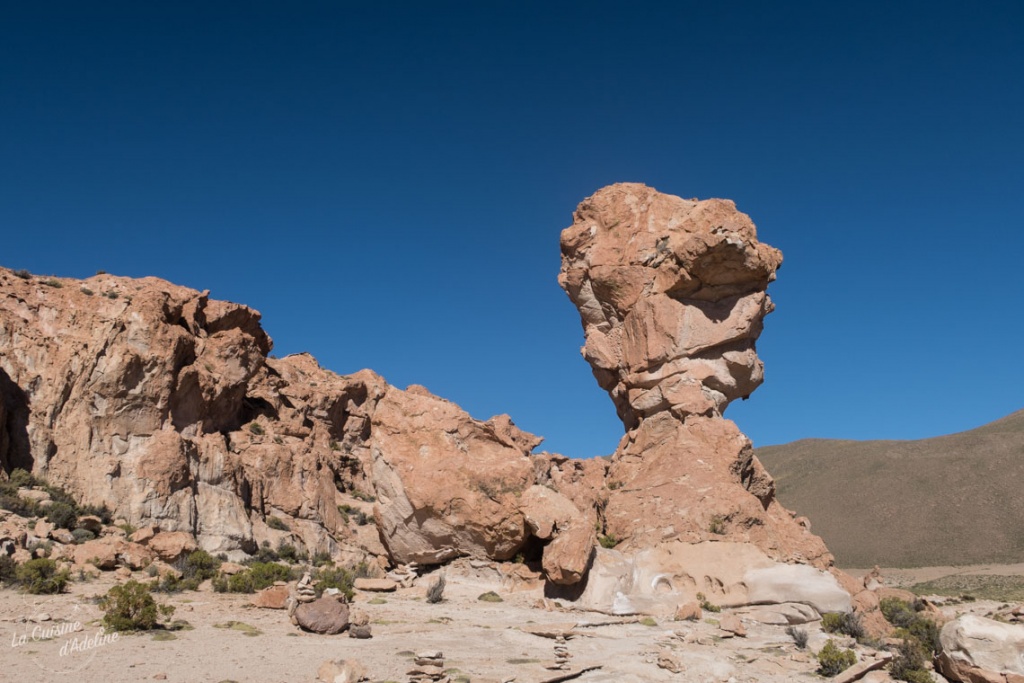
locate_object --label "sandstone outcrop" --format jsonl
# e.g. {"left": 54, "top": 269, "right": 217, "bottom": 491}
{"left": 558, "top": 183, "right": 835, "bottom": 611}
{"left": 937, "top": 615, "right": 1024, "bottom": 683}
{"left": 0, "top": 183, "right": 840, "bottom": 607}
{"left": 0, "top": 268, "right": 596, "bottom": 584}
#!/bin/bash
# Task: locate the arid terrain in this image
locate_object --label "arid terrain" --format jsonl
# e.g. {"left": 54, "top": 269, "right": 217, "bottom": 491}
{"left": 758, "top": 409, "right": 1024, "bottom": 567}
{"left": 2, "top": 560, "right": 1020, "bottom": 683}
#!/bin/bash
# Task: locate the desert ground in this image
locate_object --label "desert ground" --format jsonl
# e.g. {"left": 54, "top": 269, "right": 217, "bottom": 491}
{"left": 2, "top": 561, "right": 1022, "bottom": 683}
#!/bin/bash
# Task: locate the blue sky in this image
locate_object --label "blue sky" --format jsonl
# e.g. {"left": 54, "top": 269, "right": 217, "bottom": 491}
{"left": 2, "top": 2, "right": 1022, "bottom": 456}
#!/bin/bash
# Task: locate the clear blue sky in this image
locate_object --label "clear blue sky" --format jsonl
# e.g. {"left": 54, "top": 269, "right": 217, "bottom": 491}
{"left": 2, "top": 2, "right": 1022, "bottom": 456}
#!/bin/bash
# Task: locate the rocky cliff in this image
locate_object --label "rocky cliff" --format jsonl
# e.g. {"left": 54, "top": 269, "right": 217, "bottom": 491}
{"left": 0, "top": 183, "right": 843, "bottom": 613}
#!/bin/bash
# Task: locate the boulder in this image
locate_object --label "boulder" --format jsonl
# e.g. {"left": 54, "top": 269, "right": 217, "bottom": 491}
{"left": 937, "top": 615, "right": 1024, "bottom": 683}
{"left": 71, "top": 537, "right": 154, "bottom": 570}
{"left": 75, "top": 515, "right": 104, "bottom": 535}
{"left": 147, "top": 531, "right": 197, "bottom": 563}
{"left": 252, "top": 585, "right": 291, "bottom": 609}
{"left": 353, "top": 578, "right": 397, "bottom": 592}
{"left": 370, "top": 387, "right": 539, "bottom": 566}
{"left": 744, "top": 564, "right": 851, "bottom": 614}
{"left": 295, "top": 597, "right": 350, "bottom": 635}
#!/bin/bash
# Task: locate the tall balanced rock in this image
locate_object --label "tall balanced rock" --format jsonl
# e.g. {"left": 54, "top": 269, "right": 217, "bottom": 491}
{"left": 559, "top": 184, "right": 837, "bottom": 611}
{"left": 559, "top": 183, "right": 782, "bottom": 429}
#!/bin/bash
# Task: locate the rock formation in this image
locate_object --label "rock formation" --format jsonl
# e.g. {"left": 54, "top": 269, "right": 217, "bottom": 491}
{"left": 0, "top": 182, "right": 843, "bottom": 611}
{"left": 558, "top": 183, "right": 837, "bottom": 613}
{"left": 0, "top": 268, "right": 595, "bottom": 584}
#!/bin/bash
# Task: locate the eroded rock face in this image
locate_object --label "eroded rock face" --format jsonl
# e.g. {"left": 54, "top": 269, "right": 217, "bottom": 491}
{"left": 559, "top": 183, "right": 834, "bottom": 583}
{"left": 559, "top": 183, "right": 783, "bottom": 428}
{"left": 0, "top": 267, "right": 596, "bottom": 584}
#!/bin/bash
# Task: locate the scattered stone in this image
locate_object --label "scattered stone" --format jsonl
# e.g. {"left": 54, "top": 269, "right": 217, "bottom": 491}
{"left": 408, "top": 652, "right": 445, "bottom": 682}
{"left": 218, "top": 561, "right": 246, "bottom": 575}
{"left": 657, "top": 650, "right": 684, "bottom": 673}
{"left": 50, "top": 528, "right": 75, "bottom": 545}
{"left": 520, "top": 623, "right": 578, "bottom": 639}
{"left": 831, "top": 653, "right": 892, "bottom": 683}
{"left": 674, "top": 601, "right": 702, "bottom": 621}
{"left": 316, "top": 658, "right": 366, "bottom": 683}
{"left": 719, "top": 614, "right": 746, "bottom": 637}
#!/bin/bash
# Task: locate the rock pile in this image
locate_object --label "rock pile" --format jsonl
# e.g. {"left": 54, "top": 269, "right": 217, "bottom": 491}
{"left": 544, "top": 635, "right": 572, "bottom": 671}
{"left": 407, "top": 651, "right": 446, "bottom": 683}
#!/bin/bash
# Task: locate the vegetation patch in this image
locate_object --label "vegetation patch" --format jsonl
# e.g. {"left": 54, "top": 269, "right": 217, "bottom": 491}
{"left": 477, "top": 591, "right": 503, "bottom": 602}
{"left": 213, "top": 621, "right": 261, "bottom": 636}
{"left": 911, "top": 574, "right": 1024, "bottom": 602}
{"left": 816, "top": 639, "right": 856, "bottom": 677}
{"left": 16, "top": 558, "right": 70, "bottom": 594}
{"left": 100, "top": 580, "right": 175, "bottom": 632}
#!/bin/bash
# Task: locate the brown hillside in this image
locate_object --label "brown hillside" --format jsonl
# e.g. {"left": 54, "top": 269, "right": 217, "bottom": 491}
{"left": 757, "top": 408, "right": 1024, "bottom": 568}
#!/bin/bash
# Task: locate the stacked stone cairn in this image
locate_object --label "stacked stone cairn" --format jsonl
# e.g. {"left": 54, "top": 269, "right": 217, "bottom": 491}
{"left": 544, "top": 636, "right": 572, "bottom": 671}
{"left": 407, "top": 650, "right": 446, "bottom": 683}
{"left": 296, "top": 572, "right": 317, "bottom": 603}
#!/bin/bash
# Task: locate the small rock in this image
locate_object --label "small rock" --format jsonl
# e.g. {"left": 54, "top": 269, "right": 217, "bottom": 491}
{"left": 316, "top": 658, "right": 366, "bottom": 683}
{"left": 719, "top": 614, "right": 746, "bottom": 637}
{"left": 674, "top": 601, "right": 702, "bottom": 621}
{"left": 115, "top": 567, "right": 131, "bottom": 580}
{"left": 349, "top": 624, "right": 372, "bottom": 639}
{"left": 657, "top": 650, "right": 685, "bottom": 673}
{"left": 153, "top": 674, "right": 167, "bottom": 680}
{"left": 50, "top": 528, "right": 75, "bottom": 545}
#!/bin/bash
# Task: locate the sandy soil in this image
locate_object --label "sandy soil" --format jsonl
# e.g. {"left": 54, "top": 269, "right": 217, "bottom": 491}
{"left": 844, "top": 563, "right": 1024, "bottom": 587}
{"left": 2, "top": 562, "right": 1020, "bottom": 683}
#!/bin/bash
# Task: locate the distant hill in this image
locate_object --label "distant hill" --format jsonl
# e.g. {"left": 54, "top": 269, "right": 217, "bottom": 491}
{"left": 756, "top": 409, "right": 1024, "bottom": 568}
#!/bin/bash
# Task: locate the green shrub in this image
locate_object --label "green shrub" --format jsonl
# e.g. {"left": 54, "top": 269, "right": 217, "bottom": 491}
{"left": 181, "top": 550, "right": 220, "bottom": 583}
{"left": 889, "top": 637, "right": 932, "bottom": 683}
{"left": 816, "top": 639, "right": 856, "bottom": 677}
{"left": 213, "top": 572, "right": 255, "bottom": 594}
{"left": 9, "top": 468, "right": 36, "bottom": 487}
{"left": 276, "top": 542, "right": 308, "bottom": 564}
{"left": 71, "top": 528, "right": 96, "bottom": 544}
{"left": 100, "top": 580, "right": 175, "bottom": 631}
{"left": 881, "top": 597, "right": 940, "bottom": 654}
{"left": 45, "top": 502, "right": 78, "bottom": 530}
{"left": 708, "top": 515, "right": 726, "bottom": 535}
{"left": 15, "top": 558, "right": 70, "bottom": 594}
{"left": 248, "top": 562, "right": 292, "bottom": 590}
{"left": 598, "top": 534, "right": 619, "bottom": 549}
{"left": 246, "top": 542, "right": 280, "bottom": 564}
{"left": 311, "top": 551, "right": 333, "bottom": 567}
{"left": 13, "top": 269, "right": 31, "bottom": 280}
{"left": 0, "top": 554, "right": 17, "bottom": 585}
{"left": 477, "top": 591, "right": 503, "bottom": 602}
{"left": 822, "top": 611, "right": 865, "bottom": 639}
{"left": 786, "top": 625, "right": 808, "bottom": 649}
{"left": 0, "top": 492, "right": 40, "bottom": 517}
{"left": 249, "top": 423, "right": 265, "bottom": 436}
{"left": 314, "top": 565, "right": 360, "bottom": 601}
{"left": 697, "top": 592, "right": 721, "bottom": 613}
{"left": 265, "top": 516, "right": 288, "bottom": 531}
